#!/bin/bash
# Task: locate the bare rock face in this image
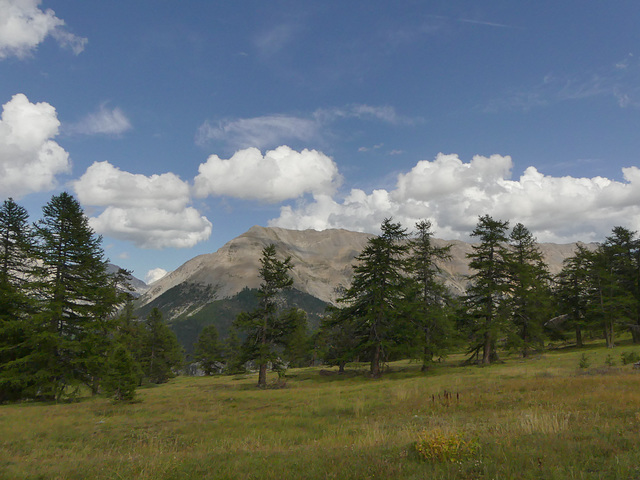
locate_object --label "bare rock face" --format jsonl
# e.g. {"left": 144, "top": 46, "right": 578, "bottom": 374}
{"left": 139, "top": 226, "right": 373, "bottom": 308}
{"left": 137, "top": 225, "right": 592, "bottom": 315}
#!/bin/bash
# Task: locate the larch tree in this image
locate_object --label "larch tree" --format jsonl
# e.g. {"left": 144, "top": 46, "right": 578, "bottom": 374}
{"left": 194, "top": 324, "right": 225, "bottom": 375}
{"left": 0, "top": 198, "right": 36, "bottom": 402}
{"left": 505, "top": 223, "right": 552, "bottom": 357}
{"left": 337, "top": 218, "right": 409, "bottom": 377}
{"left": 404, "top": 220, "right": 454, "bottom": 371}
{"left": 233, "top": 244, "right": 295, "bottom": 387}
{"left": 464, "top": 215, "right": 510, "bottom": 365}
{"left": 139, "top": 307, "right": 184, "bottom": 384}
{"left": 28, "top": 192, "right": 120, "bottom": 400}
{"left": 554, "top": 244, "right": 593, "bottom": 347}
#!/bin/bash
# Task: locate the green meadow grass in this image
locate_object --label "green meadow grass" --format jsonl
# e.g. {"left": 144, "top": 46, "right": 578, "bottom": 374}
{"left": 2, "top": 342, "right": 640, "bottom": 479}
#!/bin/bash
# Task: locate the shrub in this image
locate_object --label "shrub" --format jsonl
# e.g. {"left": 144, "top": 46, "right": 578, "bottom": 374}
{"left": 578, "top": 353, "right": 590, "bottom": 369}
{"left": 414, "top": 428, "right": 478, "bottom": 463}
{"left": 605, "top": 354, "right": 616, "bottom": 367}
{"left": 621, "top": 351, "right": 640, "bottom": 365}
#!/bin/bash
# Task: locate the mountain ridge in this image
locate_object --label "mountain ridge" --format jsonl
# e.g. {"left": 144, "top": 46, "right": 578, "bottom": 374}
{"left": 136, "top": 225, "right": 594, "bottom": 321}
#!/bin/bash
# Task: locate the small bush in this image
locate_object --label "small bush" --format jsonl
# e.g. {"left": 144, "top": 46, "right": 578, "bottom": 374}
{"left": 621, "top": 351, "right": 640, "bottom": 365}
{"left": 414, "top": 428, "right": 478, "bottom": 463}
{"left": 605, "top": 354, "right": 616, "bottom": 367}
{"left": 578, "top": 353, "right": 590, "bottom": 369}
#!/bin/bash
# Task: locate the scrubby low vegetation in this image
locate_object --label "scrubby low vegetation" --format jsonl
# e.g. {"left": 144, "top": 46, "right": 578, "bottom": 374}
{"left": 1, "top": 340, "right": 639, "bottom": 479}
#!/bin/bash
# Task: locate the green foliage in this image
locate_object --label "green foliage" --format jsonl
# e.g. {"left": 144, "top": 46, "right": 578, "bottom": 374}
{"left": 404, "top": 220, "right": 455, "bottom": 370}
{"left": 578, "top": 353, "right": 590, "bottom": 369}
{"left": 336, "top": 218, "right": 410, "bottom": 376}
{"left": 505, "top": 223, "right": 553, "bottom": 358}
{"left": 604, "top": 354, "right": 616, "bottom": 367}
{"left": 621, "top": 351, "right": 640, "bottom": 365}
{"left": 102, "top": 344, "right": 140, "bottom": 402}
{"left": 194, "top": 324, "right": 224, "bottom": 375}
{"left": 139, "top": 308, "right": 184, "bottom": 384}
{"left": 0, "top": 193, "right": 126, "bottom": 402}
{"left": 233, "top": 244, "right": 295, "bottom": 386}
{"left": 415, "top": 428, "right": 479, "bottom": 463}
{"left": 463, "top": 214, "right": 511, "bottom": 364}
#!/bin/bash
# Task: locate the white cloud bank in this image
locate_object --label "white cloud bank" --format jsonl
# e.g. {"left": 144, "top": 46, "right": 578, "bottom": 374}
{"left": 74, "top": 161, "right": 212, "bottom": 249}
{"left": 194, "top": 145, "right": 342, "bottom": 203}
{"left": 0, "top": 0, "right": 87, "bottom": 59}
{"left": 270, "top": 153, "right": 640, "bottom": 243}
{"left": 0, "top": 93, "right": 70, "bottom": 197}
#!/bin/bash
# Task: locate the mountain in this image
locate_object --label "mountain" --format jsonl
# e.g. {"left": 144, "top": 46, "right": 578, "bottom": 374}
{"left": 134, "top": 225, "right": 593, "bottom": 351}
{"left": 106, "top": 263, "right": 149, "bottom": 297}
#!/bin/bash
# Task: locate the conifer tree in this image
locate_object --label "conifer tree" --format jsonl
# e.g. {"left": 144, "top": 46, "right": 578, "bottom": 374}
{"left": 337, "top": 218, "right": 409, "bottom": 376}
{"left": 0, "top": 198, "right": 36, "bottom": 402}
{"left": 464, "top": 215, "right": 510, "bottom": 364}
{"left": 139, "top": 308, "right": 183, "bottom": 384}
{"left": 505, "top": 223, "right": 552, "bottom": 357}
{"left": 21, "top": 193, "right": 120, "bottom": 400}
{"left": 554, "top": 244, "right": 593, "bottom": 347}
{"left": 194, "top": 324, "right": 225, "bottom": 375}
{"left": 405, "top": 220, "right": 454, "bottom": 370}
{"left": 234, "top": 244, "right": 295, "bottom": 387}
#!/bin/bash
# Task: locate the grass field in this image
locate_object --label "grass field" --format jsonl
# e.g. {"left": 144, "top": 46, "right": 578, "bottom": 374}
{"left": 2, "top": 341, "right": 640, "bottom": 479}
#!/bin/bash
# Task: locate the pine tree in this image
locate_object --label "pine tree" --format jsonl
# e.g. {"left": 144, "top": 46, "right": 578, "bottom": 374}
{"left": 337, "top": 218, "right": 409, "bottom": 376}
{"left": 505, "top": 223, "right": 552, "bottom": 357}
{"left": 281, "top": 308, "right": 311, "bottom": 368}
{"left": 464, "top": 215, "right": 510, "bottom": 364}
{"left": 102, "top": 343, "right": 140, "bottom": 402}
{"left": 0, "top": 198, "right": 36, "bottom": 402}
{"left": 233, "top": 244, "right": 295, "bottom": 387}
{"left": 405, "top": 220, "right": 454, "bottom": 371}
{"left": 194, "top": 324, "right": 224, "bottom": 375}
{"left": 139, "top": 308, "right": 184, "bottom": 384}
{"left": 600, "top": 227, "right": 640, "bottom": 343}
{"left": 554, "top": 244, "right": 593, "bottom": 347}
{"left": 21, "top": 193, "right": 120, "bottom": 400}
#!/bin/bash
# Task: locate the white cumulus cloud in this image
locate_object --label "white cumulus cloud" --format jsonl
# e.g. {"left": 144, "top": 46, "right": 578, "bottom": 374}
{"left": 74, "top": 161, "right": 212, "bottom": 249}
{"left": 0, "top": 93, "right": 70, "bottom": 197}
{"left": 193, "top": 145, "right": 342, "bottom": 203}
{"left": 145, "top": 268, "right": 168, "bottom": 285}
{"left": 270, "top": 153, "right": 640, "bottom": 243}
{"left": 67, "top": 105, "right": 132, "bottom": 136}
{"left": 0, "top": 0, "right": 87, "bottom": 59}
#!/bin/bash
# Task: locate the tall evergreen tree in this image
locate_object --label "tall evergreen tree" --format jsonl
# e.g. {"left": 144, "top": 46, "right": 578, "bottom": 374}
{"left": 463, "top": 215, "right": 510, "bottom": 364}
{"left": 194, "top": 324, "right": 225, "bottom": 375}
{"left": 233, "top": 244, "right": 295, "bottom": 387}
{"left": 139, "top": 308, "right": 184, "bottom": 384}
{"left": 405, "top": 220, "right": 454, "bottom": 371}
{"left": 505, "top": 223, "right": 552, "bottom": 357}
{"left": 337, "top": 218, "right": 409, "bottom": 377}
{"left": 27, "top": 192, "right": 119, "bottom": 400}
{"left": 0, "top": 198, "right": 36, "bottom": 402}
{"left": 554, "top": 244, "right": 593, "bottom": 347}
{"left": 601, "top": 227, "right": 640, "bottom": 343}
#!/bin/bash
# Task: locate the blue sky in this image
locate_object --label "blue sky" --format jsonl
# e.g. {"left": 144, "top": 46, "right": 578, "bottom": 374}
{"left": 2, "top": 1, "right": 640, "bottom": 283}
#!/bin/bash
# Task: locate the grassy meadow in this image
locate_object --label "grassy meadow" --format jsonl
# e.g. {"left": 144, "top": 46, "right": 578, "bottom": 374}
{"left": 2, "top": 341, "right": 640, "bottom": 479}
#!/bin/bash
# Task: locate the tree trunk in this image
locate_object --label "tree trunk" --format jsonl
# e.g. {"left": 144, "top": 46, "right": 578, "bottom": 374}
{"left": 482, "top": 330, "right": 492, "bottom": 364}
{"left": 258, "top": 363, "right": 267, "bottom": 387}
{"left": 370, "top": 344, "right": 381, "bottom": 377}
{"left": 576, "top": 324, "right": 583, "bottom": 347}
{"left": 338, "top": 361, "right": 345, "bottom": 373}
